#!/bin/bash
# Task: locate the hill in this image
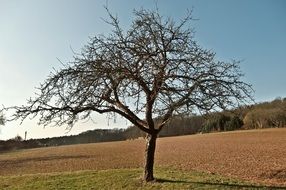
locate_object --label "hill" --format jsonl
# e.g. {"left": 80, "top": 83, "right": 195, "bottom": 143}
{"left": 0, "top": 128, "right": 285, "bottom": 188}
{"left": 1, "top": 97, "right": 285, "bottom": 151}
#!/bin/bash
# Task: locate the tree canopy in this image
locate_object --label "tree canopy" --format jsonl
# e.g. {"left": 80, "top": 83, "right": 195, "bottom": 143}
{"left": 9, "top": 8, "right": 252, "bottom": 132}
{"left": 5, "top": 7, "right": 253, "bottom": 181}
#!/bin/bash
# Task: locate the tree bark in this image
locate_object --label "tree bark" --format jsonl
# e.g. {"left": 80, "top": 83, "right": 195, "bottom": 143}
{"left": 144, "top": 133, "right": 157, "bottom": 182}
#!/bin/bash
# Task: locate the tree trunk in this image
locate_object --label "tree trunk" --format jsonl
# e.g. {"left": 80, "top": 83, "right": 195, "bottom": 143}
{"left": 144, "top": 133, "right": 157, "bottom": 182}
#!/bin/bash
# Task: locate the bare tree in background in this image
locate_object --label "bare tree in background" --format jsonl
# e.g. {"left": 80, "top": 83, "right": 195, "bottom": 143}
{"left": 4, "top": 8, "right": 253, "bottom": 181}
{"left": 0, "top": 111, "right": 5, "bottom": 126}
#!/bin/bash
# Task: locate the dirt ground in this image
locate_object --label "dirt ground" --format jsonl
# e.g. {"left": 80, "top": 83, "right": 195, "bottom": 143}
{"left": 0, "top": 128, "right": 285, "bottom": 186}
{"left": 156, "top": 128, "right": 286, "bottom": 186}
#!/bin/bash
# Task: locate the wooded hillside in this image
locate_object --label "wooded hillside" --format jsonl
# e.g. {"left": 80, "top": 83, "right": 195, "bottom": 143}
{"left": 1, "top": 97, "right": 285, "bottom": 151}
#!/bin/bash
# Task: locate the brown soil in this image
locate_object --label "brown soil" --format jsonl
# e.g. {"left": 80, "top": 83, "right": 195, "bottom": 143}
{"left": 0, "top": 128, "right": 285, "bottom": 187}
{"left": 156, "top": 128, "right": 286, "bottom": 187}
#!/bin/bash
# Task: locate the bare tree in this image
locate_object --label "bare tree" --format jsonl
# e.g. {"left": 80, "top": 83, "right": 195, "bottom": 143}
{"left": 5, "top": 8, "right": 252, "bottom": 181}
{"left": 0, "top": 111, "right": 5, "bottom": 126}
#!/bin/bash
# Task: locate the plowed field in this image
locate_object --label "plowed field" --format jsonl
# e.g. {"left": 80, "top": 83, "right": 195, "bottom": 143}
{"left": 0, "top": 128, "right": 285, "bottom": 186}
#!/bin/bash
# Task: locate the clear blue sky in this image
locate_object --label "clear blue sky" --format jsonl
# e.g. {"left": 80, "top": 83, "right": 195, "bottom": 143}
{"left": 0, "top": 0, "right": 285, "bottom": 140}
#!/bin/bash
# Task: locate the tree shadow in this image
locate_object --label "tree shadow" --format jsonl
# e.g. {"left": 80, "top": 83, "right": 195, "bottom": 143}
{"left": 155, "top": 178, "right": 286, "bottom": 189}
{"left": 155, "top": 178, "right": 189, "bottom": 184}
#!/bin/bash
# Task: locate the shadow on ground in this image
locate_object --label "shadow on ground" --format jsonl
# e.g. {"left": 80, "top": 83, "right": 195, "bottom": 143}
{"left": 156, "top": 178, "right": 286, "bottom": 189}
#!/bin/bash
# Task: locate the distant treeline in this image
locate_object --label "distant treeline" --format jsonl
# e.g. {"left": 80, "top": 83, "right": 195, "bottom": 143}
{"left": 243, "top": 97, "right": 286, "bottom": 129}
{"left": 1, "top": 97, "right": 285, "bottom": 152}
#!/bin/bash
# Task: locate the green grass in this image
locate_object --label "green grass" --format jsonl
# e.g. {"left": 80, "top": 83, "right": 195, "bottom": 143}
{"left": 0, "top": 167, "right": 278, "bottom": 190}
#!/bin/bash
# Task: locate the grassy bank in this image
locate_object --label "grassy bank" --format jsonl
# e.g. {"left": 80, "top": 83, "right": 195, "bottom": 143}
{"left": 0, "top": 167, "right": 277, "bottom": 190}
